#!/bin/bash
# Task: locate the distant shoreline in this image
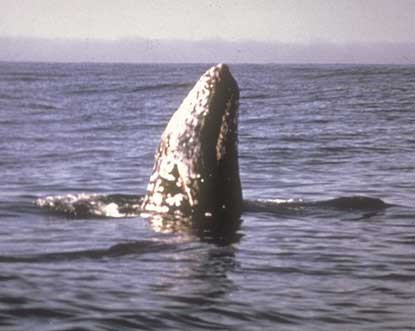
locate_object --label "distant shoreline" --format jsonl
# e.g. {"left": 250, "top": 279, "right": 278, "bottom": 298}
{"left": 1, "top": 61, "right": 415, "bottom": 66}
{"left": 1, "top": 37, "right": 414, "bottom": 64}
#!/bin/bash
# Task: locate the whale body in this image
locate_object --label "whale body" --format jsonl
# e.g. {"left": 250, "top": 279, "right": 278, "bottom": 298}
{"left": 141, "top": 64, "right": 242, "bottom": 221}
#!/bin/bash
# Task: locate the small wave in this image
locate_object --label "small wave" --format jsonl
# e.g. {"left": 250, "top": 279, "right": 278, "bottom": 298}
{"left": 240, "top": 93, "right": 271, "bottom": 100}
{"left": 304, "top": 67, "right": 399, "bottom": 80}
{"left": 131, "top": 82, "right": 192, "bottom": 93}
{"left": 26, "top": 102, "right": 59, "bottom": 111}
{"left": 66, "top": 87, "right": 119, "bottom": 95}
{"left": 66, "top": 82, "right": 192, "bottom": 96}
{"left": 243, "top": 196, "right": 390, "bottom": 214}
{"left": 0, "top": 93, "right": 20, "bottom": 100}
{"left": 0, "top": 76, "right": 41, "bottom": 83}
{"left": 35, "top": 193, "right": 142, "bottom": 218}
{"left": 0, "top": 240, "right": 173, "bottom": 263}
{"left": 0, "top": 71, "right": 69, "bottom": 79}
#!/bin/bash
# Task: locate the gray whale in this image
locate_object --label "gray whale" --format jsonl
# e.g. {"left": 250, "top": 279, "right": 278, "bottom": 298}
{"left": 141, "top": 64, "right": 242, "bottom": 221}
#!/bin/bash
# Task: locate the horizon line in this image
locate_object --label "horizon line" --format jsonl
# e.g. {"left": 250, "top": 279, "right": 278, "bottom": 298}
{"left": 1, "top": 35, "right": 415, "bottom": 46}
{"left": 2, "top": 60, "right": 414, "bottom": 66}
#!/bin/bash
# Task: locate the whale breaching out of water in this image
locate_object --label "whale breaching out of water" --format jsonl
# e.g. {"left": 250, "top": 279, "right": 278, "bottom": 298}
{"left": 141, "top": 64, "right": 242, "bottom": 220}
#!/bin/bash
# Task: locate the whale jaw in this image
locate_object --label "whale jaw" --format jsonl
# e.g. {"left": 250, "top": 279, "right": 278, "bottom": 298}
{"left": 141, "top": 64, "right": 242, "bottom": 222}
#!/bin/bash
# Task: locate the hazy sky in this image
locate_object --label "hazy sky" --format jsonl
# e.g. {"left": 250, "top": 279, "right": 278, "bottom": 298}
{"left": 1, "top": 0, "right": 414, "bottom": 43}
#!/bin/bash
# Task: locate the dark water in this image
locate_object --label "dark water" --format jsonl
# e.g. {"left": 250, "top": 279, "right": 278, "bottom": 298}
{"left": 1, "top": 62, "right": 414, "bottom": 330}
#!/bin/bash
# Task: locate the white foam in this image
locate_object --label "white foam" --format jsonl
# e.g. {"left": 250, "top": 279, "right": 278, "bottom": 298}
{"left": 35, "top": 193, "right": 138, "bottom": 218}
{"left": 100, "top": 202, "right": 124, "bottom": 218}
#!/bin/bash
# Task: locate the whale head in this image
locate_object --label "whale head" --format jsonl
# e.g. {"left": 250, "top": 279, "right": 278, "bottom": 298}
{"left": 141, "top": 63, "right": 242, "bottom": 226}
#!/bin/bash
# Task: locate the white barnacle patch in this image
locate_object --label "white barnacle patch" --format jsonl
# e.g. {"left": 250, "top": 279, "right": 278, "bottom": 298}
{"left": 158, "top": 159, "right": 176, "bottom": 182}
{"left": 102, "top": 203, "right": 123, "bottom": 218}
{"left": 149, "top": 172, "right": 159, "bottom": 182}
{"left": 152, "top": 193, "right": 163, "bottom": 206}
{"left": 146, "top": 182, "right": 154, "bottom": 192}
{"left": 164, "top": 159, "right": 175, "bottom": 172}
{"left": 201, "top": 96, "right": 209, "bottom": 108}
{"left": 160, "top": 206, "right": 169, "bottom": 213}
{"left": 185, "top": 116, "right": 196, "bottom": 128}
{"left": 166, "top": 193, "right": 184, "bottom": 207}
{"left": 145, "top": 203, "right": 169, "bottom": 214}
{"left": 190, "top": 172, "right": 201, "bottom": 180}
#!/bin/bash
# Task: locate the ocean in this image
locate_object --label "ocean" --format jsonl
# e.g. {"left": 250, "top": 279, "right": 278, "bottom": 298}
{"left": 0, "top": 62, "right": 414, "bottom": 330}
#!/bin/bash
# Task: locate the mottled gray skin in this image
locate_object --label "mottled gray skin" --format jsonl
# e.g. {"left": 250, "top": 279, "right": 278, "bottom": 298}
{"left": 141, "top": 64, "right": 242, "bottom": 220}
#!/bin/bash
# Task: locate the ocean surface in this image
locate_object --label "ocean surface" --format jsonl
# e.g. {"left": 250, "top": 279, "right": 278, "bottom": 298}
{"left": 0, "top": 62, "right": 414, "bottom": 331}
